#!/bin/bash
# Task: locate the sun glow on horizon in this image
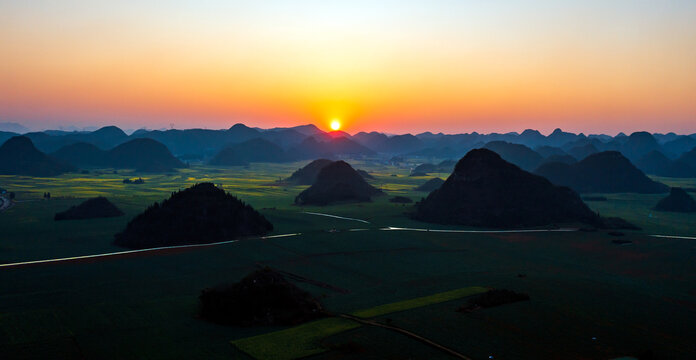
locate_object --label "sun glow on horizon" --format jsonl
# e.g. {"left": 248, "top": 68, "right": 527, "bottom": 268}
{"left": 330, "top": 119, "right": 341, "bottom": 131}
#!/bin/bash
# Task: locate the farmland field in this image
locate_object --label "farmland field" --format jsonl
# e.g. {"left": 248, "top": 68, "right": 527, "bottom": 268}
{"left": 1, "top": 161, "right": 696, "bottom": 359}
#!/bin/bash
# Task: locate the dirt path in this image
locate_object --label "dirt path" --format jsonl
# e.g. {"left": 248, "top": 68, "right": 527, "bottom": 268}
{"left": 338, "top": 313, "right": 473, "bottom": 360}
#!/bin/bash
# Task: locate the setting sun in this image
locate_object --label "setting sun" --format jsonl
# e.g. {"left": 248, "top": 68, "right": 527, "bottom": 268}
{"left": 330, "top": 119, "right": 341, "bottom": 131}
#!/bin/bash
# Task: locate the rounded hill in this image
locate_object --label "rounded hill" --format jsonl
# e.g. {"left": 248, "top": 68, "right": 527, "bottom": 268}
{"left": 0, "top": 136, "right": 75, "bottom": 176}
{"left": 653, "top": 188, "right": 696, "bottom": 213}
{"left": 114, "top": 183, "right": 273, "bottom": 249}
{"left": 294, "top": 161, "right": 382, "bottom": 205}
{"left": 415, "top": 177, "right": 445, "bottom": 192}
{"left": 535, "top": 151, "right": 668, "bottom": 194}
{"left": 199, "top": 268, "right": 323, "bottom": 326}
{"left": 54, "top": 197, "right": 124, "bottom": 221}
{"left": 110, "top": 138, "right": 184, "bottom": 172}
{"left": 284, "top": 159, "right": 333, "bottom": 184}
{"left": 413, "top": 149, "right": 601, "bottom": 228}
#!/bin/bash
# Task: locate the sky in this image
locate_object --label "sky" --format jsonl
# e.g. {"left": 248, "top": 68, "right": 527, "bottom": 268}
{"left": 1, "top": 1, "right": 695, "bottom": 135}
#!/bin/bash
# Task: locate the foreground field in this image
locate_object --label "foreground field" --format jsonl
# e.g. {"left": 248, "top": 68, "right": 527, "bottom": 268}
{"left": 1, "top": 162, "right": 695, "bottom": 359}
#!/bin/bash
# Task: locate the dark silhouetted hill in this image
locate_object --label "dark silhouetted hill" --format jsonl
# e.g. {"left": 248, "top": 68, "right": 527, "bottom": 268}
{"left": 352, "top": 131, "right": 389, "bottom": 151}
{"left": 285, "top": 159, "right": 333, "bottom": 184}
{"left": 199, "top": 268, "right": 323, "bottom": 326}
{"left": 534, "top": 146, "right": 567, "bottom": 158}
{"left": 132, "top": 126, "right": 259, "bottom": 157}
{"left": 83, "top": 126, "right": 129, "bottom": 149}
{"left": 258, "top": 128, "right": 307, "bottom": 149}
{"left": 677, "top": 147, "right": 696, "bottom": 169}
{"left": 412, "top": 163, "right": 438, "bottom": 174}
{"left": 228, "top": 123, "right": 263, "bottom": 138}
{"left": 210, "top": 138, "right": 288, "bottom": 166}
{"left": 653, "top": 188, "right": 696, "bottom": 213}
{"left": 54, "top": 197, "right": 124, "bottom": 220}
{"left": 288, "top": 137, "right": 331, "bottom": 160}
{"left": 23, "top": 126, "right": 128, "bottom": 153}
{"left": 0, "top": 131, "right": 19, "bottom": 145}
{"left": 539, "top": 154, "right": 577, "bottom": 166}
{"left": 353, "top": 132, "right": 422, "bottom": 153}
{"left": 620, "top": 132, "right": 661, "bottom": 162}
{"left": 52, "top": 142, "right": 110, "bottom": 168}
{"left": 483, "top": 141, "right": 544, "bottom": 171}
{"left": 114, "top": 183, "right": 272, "bottom": 249}
{"left": 109, "top": 138, "right": 184, "bottom": 172}
{"left": 52, "top": 139, "right": 184, "bottom": 171}
{"left": 415, "top": 177, "right": 445, "bottom": 192}
{"left": 294, "top": 161, "right": 382, "bottom": 205}
{"left": 325, "top": 137, "right": 375, "bottom": 156}
{"left": 407, "top": 145, "right": 472, "bottom": 159}
{"left": 356, "top": 169, "right": 374, "bottom": 179}
{"left": 662, "top": 136, "right": 696, "bottom": 157}
{"left": 382, "top": 134, "right": 424, "bottom": 153}
{"left": 518, "top": 129, "right": 546, "bottom": 147}
{"left": 413, "top": 149, "right": 602, "bottom": 228}
{"left": 0, "top": 136, "right": 75, "bottom": 176}
{"left": 567, "top": 143, "right": 599, "bottom": 160}
{"left": 438, "top": 159, "right": 457, "bottom": 170}
{"left": 411, "top": 161, "right": 456, "bottom": 176}
{"left": 547, "top": 128, "right": 581, "bottom": 147}
{"left": 635, "top": 150, "right": 696, "bottom": 178}
{"left": 289, "top": 136, "right": 374, "bottom": 159}
{"left": 535, "top": 151, "right": 668, "bottom": 194}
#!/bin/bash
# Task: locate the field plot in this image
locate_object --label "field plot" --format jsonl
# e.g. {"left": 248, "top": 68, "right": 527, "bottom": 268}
{"left": 232, "top": 286, "right": 487, "bottom": 360}
{"left": 0, "top": 163, "right": 696, "bottom": 359}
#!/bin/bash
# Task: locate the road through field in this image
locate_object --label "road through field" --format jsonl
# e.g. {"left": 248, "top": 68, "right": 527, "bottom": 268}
{"left": 0, "top": 233, "right": 300, "bottom": 269}
{"left": 9, "top": 210, "right": 678, "bottom": 270}
{"left": 0, "top": 211, "right": 587, "bottom": 269}
{"left": 380, "top": 226, "right": 579, "bottom": 233}
{"left": 650, "top": 234, "right": 696, "bottom": 240}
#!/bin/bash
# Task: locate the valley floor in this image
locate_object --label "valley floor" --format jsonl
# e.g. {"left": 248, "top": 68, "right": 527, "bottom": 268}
{"left": 0, "top": 162, "right": 695, "bottom": 359}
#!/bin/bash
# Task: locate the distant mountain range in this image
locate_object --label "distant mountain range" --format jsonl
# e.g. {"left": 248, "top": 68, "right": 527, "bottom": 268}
{"left": 52, "top": 138, "right": 184, "bottom": 172}
{"left": 0, "top": 122, "right": 30, "bottom": 134}
{"left": 535, "top": 151, "right": 668, "bottom": 194}
{"left": 1, "top": 123, "right": 696, "bottom": 178}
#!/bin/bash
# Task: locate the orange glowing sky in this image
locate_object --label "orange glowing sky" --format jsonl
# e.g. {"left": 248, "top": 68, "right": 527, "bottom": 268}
{"left": 1, "top": 1, "right": 695, "bottom": 134}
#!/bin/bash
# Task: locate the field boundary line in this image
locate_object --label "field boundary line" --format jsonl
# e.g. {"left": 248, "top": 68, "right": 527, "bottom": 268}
{"left": 0, "top": 233, "right": 300, "bottom": 269}
{"left": 650, "top": 234, "right": 696, "bottom": 240}
{"left": 338, "top": 313, "right": 473, "bottom": 360}
{"left": 302, "top": 211, "right": 370, "bottom": 223}
{"left": 381, "top": 226, "right": 578, "bottom": 233}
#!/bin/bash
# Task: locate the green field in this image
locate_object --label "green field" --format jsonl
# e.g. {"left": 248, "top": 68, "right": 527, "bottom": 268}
{"left": 232, "top": 286, "right": 488, "bottom": 360}
{"left": 1, "top": 161, "right": 695, "bottom": 359}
